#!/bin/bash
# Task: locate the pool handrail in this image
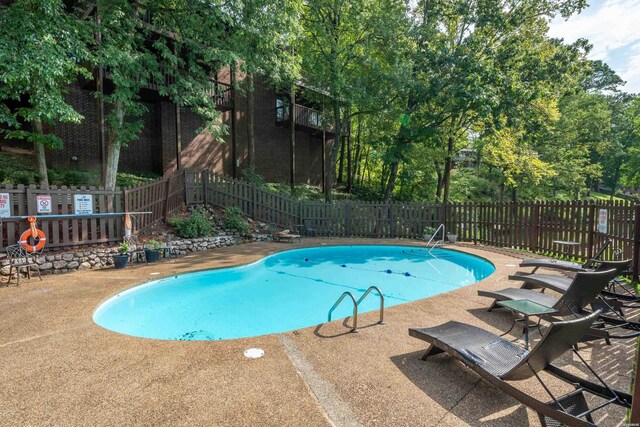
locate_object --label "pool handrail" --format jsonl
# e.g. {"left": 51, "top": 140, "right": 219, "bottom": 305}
{"left": 356, "top": 286, "right": 385, "bottom": 325}
{"left": 426, "top": 224, "right": 445, "bottom": 254}
{"left": 327, "top": 291, "right": 358, "bottom": 332}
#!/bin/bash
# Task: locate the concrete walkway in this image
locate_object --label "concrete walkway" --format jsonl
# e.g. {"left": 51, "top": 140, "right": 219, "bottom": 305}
{"left": 0, "top": 239, "right": 634, "bottom": 426}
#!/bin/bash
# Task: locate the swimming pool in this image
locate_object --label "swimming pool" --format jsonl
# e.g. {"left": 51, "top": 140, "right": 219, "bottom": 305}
{"left": 93, "top": 245, "right": 494, "bottom": 340}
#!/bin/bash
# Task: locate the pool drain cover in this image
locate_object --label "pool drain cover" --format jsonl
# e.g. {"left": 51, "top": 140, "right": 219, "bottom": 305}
{"left": 244, "top": 348, "right": 265, "bottom": 359}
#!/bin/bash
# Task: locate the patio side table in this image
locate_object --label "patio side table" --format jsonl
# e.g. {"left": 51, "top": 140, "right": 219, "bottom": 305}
{"left": 497, "top": 299, "right": 558, "bottom": 350}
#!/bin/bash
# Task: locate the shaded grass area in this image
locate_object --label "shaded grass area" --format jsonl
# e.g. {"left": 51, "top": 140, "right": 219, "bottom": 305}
{"left": 0, "top": 150, "right": 159, "bottom": 187}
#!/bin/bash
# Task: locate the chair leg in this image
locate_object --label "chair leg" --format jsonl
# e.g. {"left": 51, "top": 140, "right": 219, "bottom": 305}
{"left": 35, "top": 266, "right": 42, "bottom": 281}
{"left": 421, "top": 344, "right": 444, "bottom": 360}
{"left": 7, "top": 266, "right": 14, "bottom": 285}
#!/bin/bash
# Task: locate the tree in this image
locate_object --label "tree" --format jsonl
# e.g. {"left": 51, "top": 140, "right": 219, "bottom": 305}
{"left": 0, "top": 0, "right": 91, "bottom": 188}
{"left": 299, "top": 0, "right": 410, "bottom": 201}
{"left": 402, "top": 0, "right": 588, "bottom": 202}
{"left": 94, "top": 0, "right": 300, "bottom": 190}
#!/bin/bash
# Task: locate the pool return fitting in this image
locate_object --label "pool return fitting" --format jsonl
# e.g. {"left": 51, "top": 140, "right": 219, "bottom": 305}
{"left": 327, "top": 286, "right": 385, "bottom": 332}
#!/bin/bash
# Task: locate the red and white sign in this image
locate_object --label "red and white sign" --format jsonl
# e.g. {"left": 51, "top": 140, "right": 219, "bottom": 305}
{"left": 37, "top": 195, "right": 52, "bottom": 214}
{"left": 0, "top": 193, "right": 9, "bottom": 217}
{"left": 598, "top": 209, "right": 608, "bottom": 234}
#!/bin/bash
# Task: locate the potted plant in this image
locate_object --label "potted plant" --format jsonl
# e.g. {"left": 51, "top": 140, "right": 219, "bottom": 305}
{"left": 144, "top": 239, "right": 162, "bottom": 263}
{"left": 446, "top": 233, "right": 457, "bottom": 243}
{"left": 423, "top": 226, "right": 437, "bottom": 241}
{"left": 113, "top": 241, "right": 130, "bottom": 269}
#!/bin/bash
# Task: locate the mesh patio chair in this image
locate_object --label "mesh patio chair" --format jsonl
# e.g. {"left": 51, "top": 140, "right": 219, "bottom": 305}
{"left": 409, "top": 311, "right": 631, "bottom": 426}
{"left": 519, "top": 240, "right": 612, "bottom": 273}
{"left": 303, "top": 219, "right": 317, "bottom": 236}
{"left": 5, "top": 244, "right": 42, "bottom": 286}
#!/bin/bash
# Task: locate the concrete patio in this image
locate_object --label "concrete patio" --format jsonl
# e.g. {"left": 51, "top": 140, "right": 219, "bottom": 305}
{"left": 0, "top": 240, "right": 634, "bottom": 426}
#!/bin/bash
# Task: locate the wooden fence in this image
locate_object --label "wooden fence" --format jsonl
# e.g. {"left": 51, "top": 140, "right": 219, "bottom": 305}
{"left": 186, "top": 170, "right": 640, "bottom": 279}
{"left": 4, "top": 168, "right": 636, "bottom": 277}
{"left": 0, "top": 173, "right": 184, "bottom": 250}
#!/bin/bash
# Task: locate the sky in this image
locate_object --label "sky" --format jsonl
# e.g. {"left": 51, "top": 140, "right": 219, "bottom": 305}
{"left": 548, "top": 0, "right": 640, "bottom": 94}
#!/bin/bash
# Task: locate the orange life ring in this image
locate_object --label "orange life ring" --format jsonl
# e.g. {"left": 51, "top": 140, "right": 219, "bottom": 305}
{"left": 19, "top": 216, "right": 46, "bottom": 253}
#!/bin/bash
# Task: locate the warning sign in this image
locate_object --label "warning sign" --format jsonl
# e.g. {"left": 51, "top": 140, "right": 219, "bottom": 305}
{"left": 73, "top": 194, "right": 93, "bottom": 215}
{"left": 37, "top": 195, "right": 52, "bottom": 214}
{"left": 598, "top": 209, "right": 608, "bottom": 234}
{"left": 0, "top": 193, "right": 10, "bottom": 217}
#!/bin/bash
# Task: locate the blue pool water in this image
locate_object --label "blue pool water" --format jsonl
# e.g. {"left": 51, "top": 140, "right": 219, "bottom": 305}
{"left": 93, "top": 245, "right": 494, "bottom": 340}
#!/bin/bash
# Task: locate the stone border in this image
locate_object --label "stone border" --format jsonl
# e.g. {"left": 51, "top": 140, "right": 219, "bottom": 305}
{"left": 0, "top": 234, "right": 271, "bottom": 278}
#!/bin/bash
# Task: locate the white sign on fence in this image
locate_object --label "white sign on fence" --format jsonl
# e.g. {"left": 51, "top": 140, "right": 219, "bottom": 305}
{"left": 598, "top": 208, "right": 608, "bottom": 234}
{"left": 0, "top": 193, "right": 10, "bottom": 217}
{"left": 74, "top": 194, "right": 93, "bottom": 215}
{"left": 37, "top": 195, "right": 52, "bottom": 214}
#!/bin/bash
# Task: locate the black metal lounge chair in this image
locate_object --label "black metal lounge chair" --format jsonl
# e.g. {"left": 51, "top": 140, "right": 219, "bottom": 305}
{"left": 478, "top": 269, "right": 619, "bottom": 317}
{"left": 408, "top": 311, "right": 632, "bottom": 426}
{"left": 479, "top": 268, "right": 640, "bottom": 342}
{"left": 519, "top": 239, "right": 611, "bottom": 273}
{"left": 507, "top": 260, "right": 640, "bottom": 339}
{"left": 511, "top": 259, "right": 632, "bottom": 294}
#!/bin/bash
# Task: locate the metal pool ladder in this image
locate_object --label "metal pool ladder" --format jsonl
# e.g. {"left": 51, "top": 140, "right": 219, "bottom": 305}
{"left": 426, "top": 224, "right": 445, "bottom": 254}
{"left": 327, "top": 286, "right": 385, "bottom": 333}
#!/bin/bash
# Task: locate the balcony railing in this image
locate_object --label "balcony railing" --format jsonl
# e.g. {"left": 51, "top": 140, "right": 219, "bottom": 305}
{"left": 105, "top": 69, "right": 233, "bottom": 110}
{"left": 276, "top": 104, "right": 347, "bottom": 135}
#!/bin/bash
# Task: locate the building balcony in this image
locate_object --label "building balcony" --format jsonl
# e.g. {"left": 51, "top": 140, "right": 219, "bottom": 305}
{"left": 104, "top": 70, "right": 233, "bottom": 111}
{"left": 276, "top": 104, "right": 348, "bottom": 136}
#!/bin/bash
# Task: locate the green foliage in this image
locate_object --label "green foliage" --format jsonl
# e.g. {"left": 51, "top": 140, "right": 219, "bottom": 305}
{"left": 0, "top": 150, "right": 159, "bottom": 186}
{"left": 0, "top": 0, "right": 91, "bottom": 141}
{"left": 241, "top": 167, "right": 266, "bottom": 188}
{"left": 423, "top": 226, "right": 437, "bottom": 238}
{"left": 145, "top": 239, "right": 162, "bottom": 251}
{"left": 170, "top": 209, "right": 213, "bottom": 238}
{"left": 223, "top": 207, "right": 249, "bottom": 234}
{"left": 118, "top": 241, "right": 130, "bottom": 255}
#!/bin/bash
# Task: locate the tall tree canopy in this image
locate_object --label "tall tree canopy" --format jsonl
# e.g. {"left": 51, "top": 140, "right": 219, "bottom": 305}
{"left": 0, "top": 0, "right": 91, "bottom": 188}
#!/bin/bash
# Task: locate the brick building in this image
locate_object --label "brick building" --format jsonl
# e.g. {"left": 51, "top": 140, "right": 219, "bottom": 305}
{"left": 42, "top": 69, "right": 337, "bottom": 187}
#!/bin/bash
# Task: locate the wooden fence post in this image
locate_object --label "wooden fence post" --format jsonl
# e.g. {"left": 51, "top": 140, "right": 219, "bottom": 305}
{"left": 123, "top": 188, "right": 130, "bottom": 212}
{"left": 163, "top": 177, "right": 171, "bottom": 220}
{"left": 26, "top": 185, "right": 36, "bottom": 214}
{"left": 532, "top": 202, "right": 540, "bottom": 252}
{"left": 202, "top": 170, "right": 209, "bottom": 206}
{"left": 632, "top": 204, "right": 640, "bottom": 282}
{"left": 587, "top": 204, "right": 596, "bottom": 261}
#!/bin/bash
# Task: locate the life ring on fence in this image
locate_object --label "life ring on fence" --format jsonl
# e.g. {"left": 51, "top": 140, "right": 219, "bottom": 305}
{"left": 19, "top": 216, "right": 46, "bottom": 253}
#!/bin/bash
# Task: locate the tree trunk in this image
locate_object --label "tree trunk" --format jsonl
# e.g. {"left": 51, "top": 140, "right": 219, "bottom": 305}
{"left": 442, "top": 135, "right": 454, "bottom": 203}
{"left": 610, "top": 168, "right": 621, "bottom": 201}
{"left": 324, "top": 98, "right": 342, "bottom": 202}
{"left": 247, "top": 72, "right": 255, "bottom": 169}
{"left": 353, "top": 116, "right": 362, "bottom": 185}
{"left": 290, "top": 85, "right": 296, "bottom": 194}
{"left": 337, "top": 135, "right": 345, "bottom": 184}
{"left": 104, "top": 101, "right": 125, "bottom": 191}
{"left": 346, "top": 132, "right": 352, "bottom": 192}
{"left": 435, "top": 160, "right": 443, "bottom": 202}
{"left": 383, "top": 161, "right": 399, "bottom": 202}
{"left": 32, "top": 118, "right": 49, "bottom": 189}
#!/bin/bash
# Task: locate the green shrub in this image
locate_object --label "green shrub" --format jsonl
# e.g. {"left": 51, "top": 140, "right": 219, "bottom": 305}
{"left": 241, "top": 167, "right": 265, "bottom": 187}
{"left": 145, "top": 239, "right": 162, "bottom": 250}
{"left": 223, "top": 206, "right": 249, "bottom": 233}
{"left": 170, "top": 209, "right": 213, "bottom": 238}
{"left": 118, "top": 241, "right": 130, "bottom": 254}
